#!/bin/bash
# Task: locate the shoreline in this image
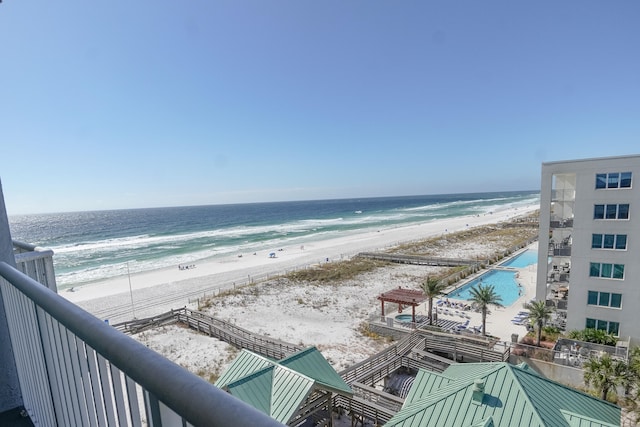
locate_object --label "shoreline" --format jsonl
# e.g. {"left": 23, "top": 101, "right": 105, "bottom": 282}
{"left": 64, "top": 204, "right": 538, "bottom": 322}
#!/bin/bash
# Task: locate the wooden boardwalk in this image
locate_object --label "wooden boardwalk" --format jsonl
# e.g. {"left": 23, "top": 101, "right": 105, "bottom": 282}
{"left": 114, "top": 308, "right": 303, "bottom": 360}
{"left": 115, "top": 308, "right": 509, "bottom": 425}
{"left": 357, "top": 252, "right": 485, "bottom": 266}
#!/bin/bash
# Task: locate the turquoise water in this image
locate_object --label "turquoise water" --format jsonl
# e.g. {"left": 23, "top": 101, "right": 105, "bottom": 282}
{"left": 8, "top": 190, "right": 539, "bottom": 287}
{"left": 395, "top": 314, "right": 414, "bottom": 322}
{"left": 447, "top": 270, "right": 520, "bottom": 306}
{"left": 500, "top": 249, "right": 538, "bottom": 268}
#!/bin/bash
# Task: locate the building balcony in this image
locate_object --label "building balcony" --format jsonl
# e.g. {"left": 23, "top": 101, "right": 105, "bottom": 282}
{"left": 548, "top": 243, "right": 571, "bottom": 257}
{"left": 551, "top": 189, "right": 575, "bottom": 202}
{"left": 0, "top": 249, "right": 283, "bottom": 426}
{"left": 549, "top": 218, "right": 573, "bottom": 229}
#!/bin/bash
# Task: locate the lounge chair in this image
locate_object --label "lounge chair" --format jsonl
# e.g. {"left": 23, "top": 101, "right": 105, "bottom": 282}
{"left": 454, "top": 320, "right": 470, "bottom": 331}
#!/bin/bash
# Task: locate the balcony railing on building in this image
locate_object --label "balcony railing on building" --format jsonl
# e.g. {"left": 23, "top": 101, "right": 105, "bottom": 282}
{"left": 548, "top": 243, "right": 571, "bottom": 257}
{"left": 0, "top": 242, "right": 284, "bottom": 427}
{"left": 550, "top": 189, "right": 576, "bottom": 202}
{"left": 549, "top": 218, "right": 573, "bottom": 229}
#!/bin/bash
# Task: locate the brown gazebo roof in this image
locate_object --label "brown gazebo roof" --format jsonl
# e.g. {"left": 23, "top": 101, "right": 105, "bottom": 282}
{"left": 378, "top": 287, "right": 426, "bottom": 306}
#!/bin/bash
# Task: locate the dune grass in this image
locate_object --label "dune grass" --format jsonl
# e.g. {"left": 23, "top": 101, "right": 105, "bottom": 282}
{"left": 284, "top": 258, "right": 389, "bottom": 283}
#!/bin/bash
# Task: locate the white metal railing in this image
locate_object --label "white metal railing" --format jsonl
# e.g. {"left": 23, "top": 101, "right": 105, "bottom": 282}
{"left": 13, "top": 240, "right": 57, "bottom": 292}
{"left": 0, "top": 262, "right": 284, "bottom": 426}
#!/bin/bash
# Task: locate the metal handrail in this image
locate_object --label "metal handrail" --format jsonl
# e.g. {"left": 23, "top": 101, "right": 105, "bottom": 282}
{"left": 0, "top": 261, "right": 284, "bottom": 427}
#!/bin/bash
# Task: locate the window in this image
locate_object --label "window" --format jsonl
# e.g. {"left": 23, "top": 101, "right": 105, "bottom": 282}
{"left": 594, "top": 205, "right": 605, "bottom": 219}
{"left": 596, "top": 172, "right": 632, "bottom": 189}
{"left": 614, "top": 264, "right": 625, "bottom": 279}
{"left": 594, "top": 204, "right": 630, "bottom": 220}
{"left": 589, "top": 262, "right": 625, "bottom": 279}
{"left": 619, "top": 204, "right": 629, "bottom": 219}
{"left": 603, "top": 234, "right": 614, "bottom": 248}
{"left": 591, "top": 234, "right": 628, "bottom": 250}
{"left": 587, "top": 291, "right": 619, "bottom": 306}
{"left": 611, "top": 293, "right": 622, "bottom": 308}
{"left": 585, "top": 318, "right": 620, "bottom": 336}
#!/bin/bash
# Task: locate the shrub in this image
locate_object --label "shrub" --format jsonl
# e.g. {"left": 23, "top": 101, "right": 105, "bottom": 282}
{"left": 567, "top": 328, "right": 617, "bottom": 346}
{"left": 285, "top": 259, "right": 386, "bottom": 283}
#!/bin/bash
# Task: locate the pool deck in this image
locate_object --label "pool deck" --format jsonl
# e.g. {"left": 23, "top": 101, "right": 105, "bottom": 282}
{"left": 388, "top": 242, "right": 539, "bottom": 343}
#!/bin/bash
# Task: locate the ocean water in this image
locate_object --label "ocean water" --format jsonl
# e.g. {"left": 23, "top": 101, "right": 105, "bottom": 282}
{"left": 8, "top": 191, "right": 539, "bottom": 288}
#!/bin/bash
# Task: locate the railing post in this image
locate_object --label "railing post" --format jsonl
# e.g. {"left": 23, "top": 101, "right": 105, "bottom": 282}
{"left": 0, "top": 179, "right": 23, "bottom": 412}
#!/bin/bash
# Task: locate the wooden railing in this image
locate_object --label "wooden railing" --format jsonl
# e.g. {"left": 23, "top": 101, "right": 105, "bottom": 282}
{"left": 357, "top": 252, "right": 484, "bottom": 266}
{"left": 115, "top": 307, "right": 302, "bottom": 360}
{"left": 114, "top": 307, "right": 509, "bottom": 426}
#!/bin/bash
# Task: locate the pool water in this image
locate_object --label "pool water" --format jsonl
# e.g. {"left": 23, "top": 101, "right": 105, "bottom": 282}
{"left": 447, "top": 270, "right": 520, "bottom": 306}
{"left": 500, "top": 249, "right": 538, "bottom": 268}
{"left": 395, "top": 314, "right": 414, "bottom": 322}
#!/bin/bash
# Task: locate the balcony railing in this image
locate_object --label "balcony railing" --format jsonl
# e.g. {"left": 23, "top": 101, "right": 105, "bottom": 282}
{"left": 548, "top": 243, "right": 572, "bottom": 257}
{"left": 551, "top": 189, "right": 575, "bottom": 202}
{"left": 12, "top": 240, "right": 57, "bottom": 292}
{"left": 0, "top": 262, "right": 284, "bottom": 427}
{"left": 549, "top": 218, "right": 573, "bottom": 229}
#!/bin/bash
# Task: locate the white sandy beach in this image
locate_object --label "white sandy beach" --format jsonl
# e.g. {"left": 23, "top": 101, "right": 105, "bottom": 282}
{"left": 64, "top": 204, "right": 536, "bottom": 317}
{"left": 60, "top": 203, "right": 540, "bottom": 379}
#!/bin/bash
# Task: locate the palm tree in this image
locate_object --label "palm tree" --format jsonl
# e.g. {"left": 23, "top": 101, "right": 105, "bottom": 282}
{"left": 468, "top": 283, "right": 503, "bottom": 337}
{"left": 614, "top": 358, "right": 637, "bottom": 398}
{"left": 525, "top": 300, "right": 553, "bottom": 346}
{"left": 626, "top": 348, "right": 640, "bottom": 421}
{"left": 583, "top": 353, "right": 622, "bottom": 400}
{"left": 421, "top": 276, "right": 447, "bottom": 325}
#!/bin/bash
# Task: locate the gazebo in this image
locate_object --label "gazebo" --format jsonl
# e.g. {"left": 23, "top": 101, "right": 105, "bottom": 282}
{"left": 378, "top": 287, "right": 427, "bottom": 323}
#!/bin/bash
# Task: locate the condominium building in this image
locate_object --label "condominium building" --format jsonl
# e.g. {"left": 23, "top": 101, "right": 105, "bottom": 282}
{"left": 536, "top": 155, "right": 640, "bottom": 346}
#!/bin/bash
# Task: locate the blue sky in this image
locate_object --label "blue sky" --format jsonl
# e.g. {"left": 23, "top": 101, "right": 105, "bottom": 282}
{"left": 1, "top": 1, "right": 639, "bottom": 215}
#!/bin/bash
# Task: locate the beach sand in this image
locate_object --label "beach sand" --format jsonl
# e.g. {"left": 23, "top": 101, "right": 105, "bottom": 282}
{"left": 64, "top": 205, "right": 535, "bottom": 314}
{"left": 63, "top": 203, "right": 539, "bottom": 378}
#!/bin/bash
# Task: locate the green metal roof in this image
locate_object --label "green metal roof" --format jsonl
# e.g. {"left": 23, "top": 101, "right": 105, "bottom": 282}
{"left": 384, "top": 362, "right": 620, "bottom": 427}
{"left": 215, "top": 347, "right": 352, "bottom": 424}
{"left": 215, "top": 350, "right": 275, "bottom": 389}
{"left": 279, "top": 346, "right": 353, "bottom": 395}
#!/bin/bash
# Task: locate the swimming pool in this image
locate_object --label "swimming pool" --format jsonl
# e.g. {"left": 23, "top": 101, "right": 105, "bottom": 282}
{"left": 447, "top": 270, "right": 521, "bottom": 306}
{"left": 500, "top": 249, "right": 538, "bottom": 268}
{"left": 395, "top": 314, "right": 414, "bottom": 322}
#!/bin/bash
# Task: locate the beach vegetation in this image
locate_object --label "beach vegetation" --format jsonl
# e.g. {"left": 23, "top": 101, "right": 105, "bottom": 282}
{"left": 524, "top": 325, "right": 561, "bottom": 343}
{"left": 358, "top": 322, "right": 394, "bottom": 343}
{"left": 389, "top": 222, "right": 538, "bottom": 258}
{"left": 583, "top": 353, "right": 623, "bottom": 401}
{"left": 468, "top": 283, "right": 503, "bottom": 337}
{"left": 524, "top": 300, "right": 553, "bottom": 347}
{"left": 567, "top": 328, "right": 618, "bottom": 346}
{"left": 196, "top": 367, "right": 220, "bottom": 384}
{"left": 225, "top": 345, "right": 240, "bottom": 363}
{"left": 284, "top": 258, "right": 388, "bottom": 283}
